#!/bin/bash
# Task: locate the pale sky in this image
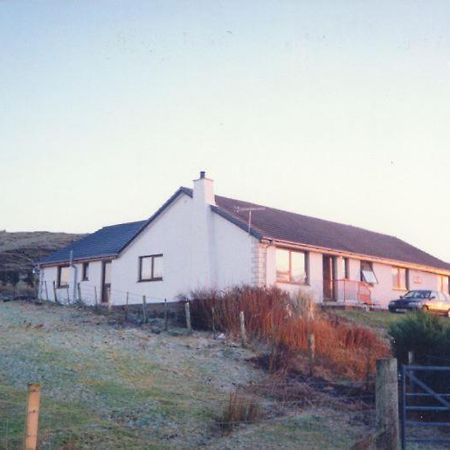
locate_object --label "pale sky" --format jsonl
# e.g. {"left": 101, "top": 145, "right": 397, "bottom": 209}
{"left": 0, "top": 1, "right": 449, "bottom": 261}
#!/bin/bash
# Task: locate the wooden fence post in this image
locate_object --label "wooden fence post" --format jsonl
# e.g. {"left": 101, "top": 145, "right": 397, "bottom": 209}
{"left": 52, "top": 281, "right": 57, "bottom": 303}
{"left": 142, "top": 295, "right": 147, "bottom": 323}
{"left": 375, "top": 358, "right": 400, "bottom": 450}
{"left": 77, "top": 283, "right": 82, "bottom": 303}
{"left": 164, "top": 299, "right": 168, "bottom": 331}
{"left": 94, "top": 286, "right": 98, "bottom": 310}
{"left": 239, "top": 311, "right": 247, "bottom": 347}
{"left": 125, "top": 292, "right": 129, "bottom": 322}
{"left": 185, "top": 301, "right": 192, "bottom": 333}
{"left": 307, "top": 332, "right": 315, "bottom": 376}
{"left": 44, "top": 281, "right": 49, "bottom": 301}
{"left": 24, "top": 383, "right": 41, "bottom": 450}
{"left": 211, "top": 306, "right": 216, "bottom": 339}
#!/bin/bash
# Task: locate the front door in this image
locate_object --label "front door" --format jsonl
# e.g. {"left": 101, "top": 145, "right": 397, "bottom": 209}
{"left": 323, "top": 255, "right": 336, "bottom": 301}
{"left": 101, "top": 261, "right": 112, "bottom": 304}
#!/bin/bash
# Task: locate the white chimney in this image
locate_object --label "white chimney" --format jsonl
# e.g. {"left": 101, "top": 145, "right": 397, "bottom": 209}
{"left": 191, "top": 170, "right": 216, "bottom": 289}
{"left": 193, "top": 171, "right": 215, "bottom": 205}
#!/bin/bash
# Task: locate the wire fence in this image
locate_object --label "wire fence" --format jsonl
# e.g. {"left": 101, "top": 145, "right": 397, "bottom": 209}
{"left": 32, "top": 282, "right": 187, "bottom": 329}
{"left": 37, "top": 280, "right": 170, "bottom": 306}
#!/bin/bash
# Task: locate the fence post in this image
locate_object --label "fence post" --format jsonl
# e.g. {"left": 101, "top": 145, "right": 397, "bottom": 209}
{"left": 52, "top": 281, "right": 58, "bottom": 303}
{"left": 94, "top": 286, "right": 98, "bottom": 310}
{"left": 307, "top": 332, "right": 315, "bottom": 376}
{"left": 164, "top": 299, "right": 168, "bottom": 331}
{"left": 185, "top": 301, "right": 192, "bottom": 333}
{"left": 125, "top": 292, "right": 129, "bottom": 322}
{"left": 142, "top": 295, "right": 147, "bottom": 323}
{"left": 66, "top": 286, "right": 70, "bottom": 304}
{"left": 44, "top": 281, "right": 49, "bottom": 301}
{"left": 239, "top": 311, "right": 247, "bottom": 347}
{"left": 24, "top": 383, "right": 41, "bottom": 450}
{"left": 375, "top": 358, "right": 399, "bottom": 450}
{"left": 77, "top": 283, "right": 82, "bottom": 303}
{"left": 211, "top": 306, "right": 216, "bottom": 339}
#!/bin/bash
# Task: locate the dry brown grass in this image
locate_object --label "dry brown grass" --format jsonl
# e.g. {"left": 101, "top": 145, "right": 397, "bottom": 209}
{"left": 219, "top": 390, "right": 263, "bottom": 433}
{"left": 190, "top": 286, "right": 390, "bottom": 382}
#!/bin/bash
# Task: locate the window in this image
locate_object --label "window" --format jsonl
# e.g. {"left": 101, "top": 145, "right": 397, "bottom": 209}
{"left": 392, "top": 267, "right": 408, "bottom": 290}
{"left": 360, "top": 261, "right": 378, "bottom": 284}
{"left": 82, "top": 262, "right": 89, "bottom": 281}
{"left": 139, "top": 254, "right": 163, "bottom": 281}
{"left": 276, "top": 248, "right": 308, "bottom": 284}
{"left": 57, "top": 265, "right": 70, "bottom": 288}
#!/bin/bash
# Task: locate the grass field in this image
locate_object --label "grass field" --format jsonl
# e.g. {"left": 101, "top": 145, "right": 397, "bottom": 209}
{"left": 333, "top": 308, "right": 450, "bottom": 335}
{"left": 0, "top": 301, "right": 370, "bottom": 449}
{"left": 333, "top": 309, "right": 404, "bottom": 332}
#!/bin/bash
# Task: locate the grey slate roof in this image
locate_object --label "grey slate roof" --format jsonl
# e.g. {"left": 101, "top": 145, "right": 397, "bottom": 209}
{"left": 39, "top": 220, "right": 147, "bottom": 265}
{"left": 40, "top": 186, "right": 450, "bottom": 272}
{"left": 212, "top": 193, "right": 450, "bottom": 272}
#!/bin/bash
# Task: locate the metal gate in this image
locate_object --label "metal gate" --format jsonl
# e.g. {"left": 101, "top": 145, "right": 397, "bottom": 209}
{"left": 401, "top": 365, "right": 450, "bottom": 449}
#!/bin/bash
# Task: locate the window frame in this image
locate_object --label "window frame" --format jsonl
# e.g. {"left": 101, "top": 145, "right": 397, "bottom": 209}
{"left": 57, "top": 265, "right": 70, "bottom": 288}
{"left": 360, "top": 260, "right": 378, "bottom": 284}
{"left": 138, "top": 254, "right": 163, "bottom": 282}
{"left": 275, "top": 248, "right": 309, "bottom": 285}
{"left": 392, "top": 266, "right": 408, "bottom": 291}
{"left": 82, "top": 262, "right": 89, "bottom": 281}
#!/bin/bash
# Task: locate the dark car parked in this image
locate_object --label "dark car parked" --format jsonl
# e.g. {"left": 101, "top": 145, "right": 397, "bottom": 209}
{"left": 388, "top": 290, "right": 450, "bottom": 316}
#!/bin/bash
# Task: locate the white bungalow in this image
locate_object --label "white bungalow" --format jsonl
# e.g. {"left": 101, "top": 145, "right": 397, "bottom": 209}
{"left": 38, "top": 172, "right": 450, "bottom": 308}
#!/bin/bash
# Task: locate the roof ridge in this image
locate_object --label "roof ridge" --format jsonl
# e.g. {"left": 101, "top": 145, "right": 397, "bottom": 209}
{"left": 102, "top": 219, "right": 147, "bottom": 229}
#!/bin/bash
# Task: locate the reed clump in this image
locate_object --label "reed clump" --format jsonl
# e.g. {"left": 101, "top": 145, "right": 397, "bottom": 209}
{"left": 189, "top": 286, "right": 390, "bottom": 381}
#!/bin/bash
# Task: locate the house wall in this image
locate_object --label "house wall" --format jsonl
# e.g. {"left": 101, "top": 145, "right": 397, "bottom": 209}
{"left": 368, "top": 263, "right": 444, "bottom": 308}
{"left": 77, "top": 261, "right": 103, "bottom": 305}
{"left": 108, "top": 194, "right": 257, "bottom": 305}
{"left": 261, "top": 248, "right": 447, "bottom": 308}
{"left": 39, "top": 261, "right": 104, "bottom": 305}
{"left": 211, "top": 212, "right": 255, "bottom": 289}
{"left": 111, "top": 195, "right": 194, "bottom": 304}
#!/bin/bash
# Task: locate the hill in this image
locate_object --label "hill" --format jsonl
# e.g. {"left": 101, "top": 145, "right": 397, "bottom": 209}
{"left": 0, "top": 230, "right": 85, "bottom": 296}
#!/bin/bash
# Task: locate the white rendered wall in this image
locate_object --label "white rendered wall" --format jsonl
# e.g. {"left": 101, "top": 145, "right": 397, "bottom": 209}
{"left": 110, "top": 193, "right": 259, "bottom": 304}
{"left": 263, "top": 248, "right": 446, "bottom": 308}
{"left": 111, "top": 195, "right": 194, "bottom": 304}
{"left": 369, "top": 263, "right": 443, "bottom": 308}
{"left": 39, "top": 261, "right": 104, "bottom": 305}
{"left": 211, "top": 212, "right": 254, "bottom": 289}
{"left": 77, "top": 261, "right": 103, "bottom": 305}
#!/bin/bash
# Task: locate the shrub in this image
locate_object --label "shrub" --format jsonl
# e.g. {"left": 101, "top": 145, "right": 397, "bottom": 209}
{"left": 189, "top": 286, "right": 390, "bottom": 381}
{"left": 389, "top": 312, "right": 450, "bottom": 365}
{"left": 219, "top": 390, "right": 262, "bottom": 433}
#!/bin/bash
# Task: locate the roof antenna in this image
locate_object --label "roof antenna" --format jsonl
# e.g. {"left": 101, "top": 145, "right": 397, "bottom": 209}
{"left": 234, "top": 206, "right": 265, "bottom": 234}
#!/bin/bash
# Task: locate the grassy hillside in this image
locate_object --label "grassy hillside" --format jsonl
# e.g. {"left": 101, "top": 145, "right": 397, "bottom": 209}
{"left": 0, "top": 230, "right": 85, "bottom": 297}
{"left": 0, "top": 302, "right": 371, "bottom": 449}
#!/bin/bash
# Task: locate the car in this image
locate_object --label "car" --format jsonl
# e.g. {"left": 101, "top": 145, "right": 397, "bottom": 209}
{"left": 388, "top": 290, "right": 450, "bottom": 317}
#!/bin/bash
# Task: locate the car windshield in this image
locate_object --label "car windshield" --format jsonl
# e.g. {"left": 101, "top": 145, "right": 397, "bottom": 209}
{"left": 403, "top": 290, "right": 431, "bottom": 299}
